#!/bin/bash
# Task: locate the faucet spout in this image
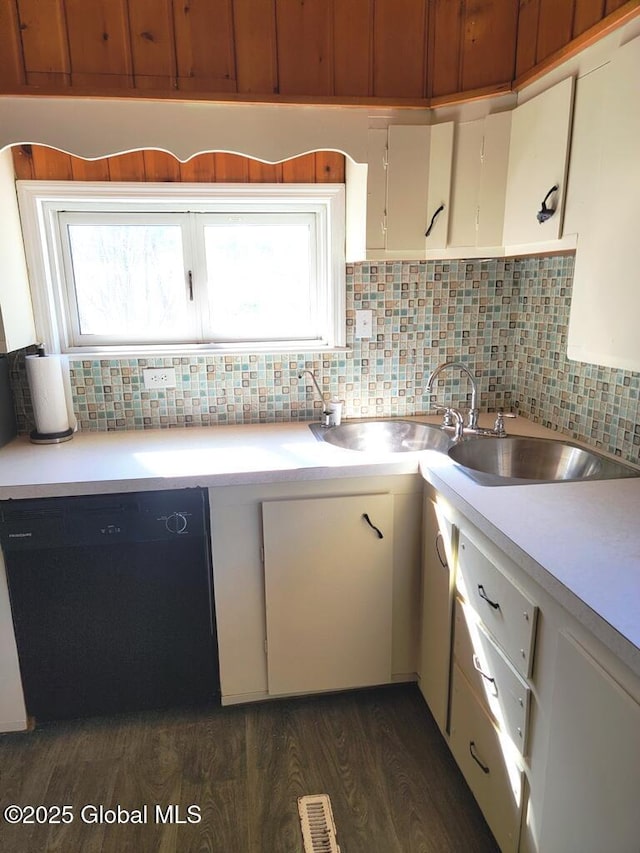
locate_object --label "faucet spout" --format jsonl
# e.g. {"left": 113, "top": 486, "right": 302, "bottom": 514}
{"left": 426, "top": 360, "right": 479, "bottom": 430}
{"left": 299, "top": 369, "right": 328, "bottom": 412}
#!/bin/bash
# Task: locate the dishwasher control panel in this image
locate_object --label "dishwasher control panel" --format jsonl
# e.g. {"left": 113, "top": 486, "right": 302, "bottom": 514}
{"left": 0, "top": 489, "right": 206, "bottom": 550}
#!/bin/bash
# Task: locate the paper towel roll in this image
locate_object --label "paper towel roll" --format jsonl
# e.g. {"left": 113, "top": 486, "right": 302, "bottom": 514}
{"left": 26, "top": 354, "right": 73, "bottom": 436}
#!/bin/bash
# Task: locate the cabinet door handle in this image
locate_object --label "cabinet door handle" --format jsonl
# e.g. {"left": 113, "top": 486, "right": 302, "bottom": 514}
{"left": 362, "top": 513, "right": 384, "bottom": 539}
{"left": 472, "top": 654, "right": 498, "bottom": 694}
{"left": 425, "top": 203, "right": 445, "bottom": 237}
{"left": 435, "top": 531, "right": 448, "bottom": 568}
{"left": 469, "top": 741, "right": 490, "bottom": 774}
{"left": 477, "top": 584, "right": 500, "bottom": 610}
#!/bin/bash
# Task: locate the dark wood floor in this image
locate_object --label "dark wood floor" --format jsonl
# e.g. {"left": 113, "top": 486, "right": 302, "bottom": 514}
{"left": 0, "top": 684, "right": 498, "bottom": 853}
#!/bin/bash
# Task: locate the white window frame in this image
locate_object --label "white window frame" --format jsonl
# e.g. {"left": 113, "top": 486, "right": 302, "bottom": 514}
{"left": 17, "top": 181, "right": 346, "bottom": 356}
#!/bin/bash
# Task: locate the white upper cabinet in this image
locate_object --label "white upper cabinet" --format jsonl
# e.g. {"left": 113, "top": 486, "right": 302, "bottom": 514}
{"left": 567, "top": 34, "right": 640, "bottom": 371}
{"left": 423, "top": 122, "right": 454, "bottom": 252}
{"left": 440, "top": 112, "right": 511, "bottom": 258}
{"left": 366, "top": 122, "right": 454, "bottom": 259}
{"left": 0, "top": 149, "right": 36, "bottom": 353}
{"left": 502, "top": 76, "right": 575, "bottom": 251}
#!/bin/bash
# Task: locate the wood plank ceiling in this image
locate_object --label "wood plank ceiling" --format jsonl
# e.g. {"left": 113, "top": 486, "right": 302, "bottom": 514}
{"left": 1, "top": 0, "right": 637, "bottom": 105}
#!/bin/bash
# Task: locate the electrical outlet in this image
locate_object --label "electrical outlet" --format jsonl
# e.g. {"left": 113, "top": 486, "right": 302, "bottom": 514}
{"left": 143, "top": 367, "right": 177, "bottom": 389}
{"left": 355, "top": 309, "right": 374, "bottom": 339}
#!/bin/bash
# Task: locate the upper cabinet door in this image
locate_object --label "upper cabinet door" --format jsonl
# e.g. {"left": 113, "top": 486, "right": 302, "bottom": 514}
{"left": 567, "top": 34, "right": 640, "bottom": 371}
{"left": 445, "top": 112, "right": 511, "bottom": 254}
{"left": 365, "top": 128, "right": 389, "bottom": 252}
{"left": 386, "top": 125, "right": 431, "bottom": 252}
{"left": 424, "top": 121, "right": 454, "bottom": 252}
{"left": 502, "top": 76, "right": 574, "bottom": 248}
{"left": 365, "top": 122, "right": 454, "bottom": 259}
{"left": 0, "top": 149, "right": 36, "bottom": 353}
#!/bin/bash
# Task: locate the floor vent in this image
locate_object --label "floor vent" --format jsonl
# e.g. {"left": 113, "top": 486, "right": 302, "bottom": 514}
{"left": 298, "top": 794, "right": 341, "bottom": 853}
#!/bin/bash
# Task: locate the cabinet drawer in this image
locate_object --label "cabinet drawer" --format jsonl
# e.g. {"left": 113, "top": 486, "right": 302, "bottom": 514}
{"left": 454, "top": 598, "right": 531, "bottom": 755}
{"left": 450, "top": 665, "right": 523, "bottom": 853}
{"left": 457, "top": 532, "right": 537, "bottom": 678}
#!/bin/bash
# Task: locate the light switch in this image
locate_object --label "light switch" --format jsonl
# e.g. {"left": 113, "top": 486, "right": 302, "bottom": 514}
{"left": 355, "top": 309, "right": 374, "bottom": 339}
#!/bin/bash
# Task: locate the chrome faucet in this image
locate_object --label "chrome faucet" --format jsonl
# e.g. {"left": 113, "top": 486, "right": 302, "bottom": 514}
{"left": 299, "top": 369, "right": 339, "bottom": 427}
{"left": 426, "top": 361, "right": 479, "bottom": 430}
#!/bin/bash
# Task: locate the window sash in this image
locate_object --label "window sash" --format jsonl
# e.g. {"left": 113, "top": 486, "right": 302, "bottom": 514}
{"left": 17, "top": 182, "right": 346, "bottom": 355}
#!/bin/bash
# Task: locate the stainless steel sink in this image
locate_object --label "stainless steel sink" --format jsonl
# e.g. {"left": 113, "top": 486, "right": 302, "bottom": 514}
{"left": 448, "top": 435, "right": 639, "bottom": 485}
{"left": 309, "top": 419, "right": 452, "bottom": 454}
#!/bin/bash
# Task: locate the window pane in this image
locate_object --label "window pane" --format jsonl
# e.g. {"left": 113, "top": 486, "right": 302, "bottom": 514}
{"left": 203, "top": 223, "right": 315, "bottom": 340}
{"left": 67, "top": 224, "right": 189, "bottom": 338}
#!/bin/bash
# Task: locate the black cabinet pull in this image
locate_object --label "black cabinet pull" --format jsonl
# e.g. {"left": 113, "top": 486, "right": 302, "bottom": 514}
{"left": 477, "top": 584, "right": 500, "bottom": 610}
{"left": 425, "top": 203, "right": 445, "bottom": 237}
{"left": 362, "top": 513, "right": 384, "bottom": 539}
{"left": 469, "top": 741, "right": 490, "bottom": 774}
{"left": 537, "top": 184, "right": 558, "bottom": 223}
{"left": 435, "top": 531, "right": 448, "bottom": 568}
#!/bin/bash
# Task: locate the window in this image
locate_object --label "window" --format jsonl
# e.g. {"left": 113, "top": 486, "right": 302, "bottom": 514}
{"left": 19, "top": 183, "right": 345, "bottom": 354}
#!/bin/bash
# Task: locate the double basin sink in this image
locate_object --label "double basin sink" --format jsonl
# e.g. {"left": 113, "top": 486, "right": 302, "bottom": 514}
{"left": 309, "top": 419, "right": 639, "bottom": 486}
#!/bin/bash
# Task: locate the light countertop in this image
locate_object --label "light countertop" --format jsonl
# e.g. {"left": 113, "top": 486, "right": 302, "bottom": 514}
{"left": 1, "top": 415, "right": 639, "bottom": 678}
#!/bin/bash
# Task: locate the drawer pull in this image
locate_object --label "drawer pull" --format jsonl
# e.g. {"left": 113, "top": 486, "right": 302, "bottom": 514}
{"left": 469, "top": 741, "right": 490, "bottom": 774}
{"left": 478, "top": 584, "right": 500, "bottom": 610}
{"left": 362, "top": 513, "right": 384, "bottom": 539}
{"left": 435, "top": 531, "right": 448, "bottom": 568}
{"left": 472, "top": 654, "right": 497, "bottom": 692}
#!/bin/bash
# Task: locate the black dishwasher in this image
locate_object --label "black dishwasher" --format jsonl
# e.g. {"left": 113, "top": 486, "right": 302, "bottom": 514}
{"left": 0, "top": 488, "right": 219, "bottom": 722}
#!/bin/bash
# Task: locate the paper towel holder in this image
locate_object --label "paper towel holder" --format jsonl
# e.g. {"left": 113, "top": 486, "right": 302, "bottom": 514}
{"left": 30, "top": 427, "right": 74, "bottom": 445}
{"left": 28, "top": 344, "right": 75, "bottom": 444}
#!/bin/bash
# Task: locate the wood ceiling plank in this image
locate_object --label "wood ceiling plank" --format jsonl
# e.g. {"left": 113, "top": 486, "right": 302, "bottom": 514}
{"left": 515, "top": 0, "right": 540, "bottom": 78}
{"left": 12, "top": 145, "right": 34, "bottom": 180}
{"left": 276, "top": 0, "right": 333, "bottom": 95}
{"left": 462, "top": 0, "right": 519, "bottom": 90}
{"left": 314, "top": 152, "right": 345, "bottom": 182}
{"left": 536, "top": 0, "right": 575, "bottom": 62}
{"left": 0, "top": 1, "right": 26, "bottom": 89}
{"left": 573, "top": 0, "right": 606, "bottom": 36}
{"left": 428, "top": 0, "right": 463, "bottom": 97}
{"left": 373, "top": 0, "right": 428, "bottom": 98}
{"left": 16, "top": 0, "right": 70, "bottom": 87}
{"left": 213, "top": 153, "right": 250, "bottom": 181}
{"left": 127, "top": 0, "right": 176, "bottom": 89}
{"left": 247, "top": 160, "right": 283, "bottom": 182}
{"left": 605, "top": 0, "right": 628, "bottom": 11}
{"left": 173, "top": 0, "right": 236, "bottom": 92}
{"left": 234, "top": 0, "right": 278, "bottom": 94}
{"left": 179, "top": 153, "right": 217, "bottom": 182}
{"left": 281, "top": 153, "right": 317, "bottom": 182}
{"left": 70, "top": 157, "right": 111, "bottom": 181}
{"left": 142, "top": 150, "right": 181, "bottom": 181}
{"left": 333, "top": 0, "right": 373, "bottom": 96}
{"left": 105, "top": 151, "right": 146, "bottom": 181}
{"left": 30, "top": 146, "right": 73, "bottom": 180}
{"left": 65, "top": 0, "right": 133, "bottom": 88}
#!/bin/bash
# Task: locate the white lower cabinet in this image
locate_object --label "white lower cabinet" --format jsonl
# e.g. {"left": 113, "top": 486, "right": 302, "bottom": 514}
{"left": 453, "top": 599, "right": 531, "bottom": 758}
{"left": 420, "top": 484, "right": 640, "bottom": 853}
{"left": 209, "top": 474, "right": 422, "bottom": 705}
{"left": 450, "top": 665, "right": 524, "bottom": 853}
{"left": 418, "top": 486, "right": 456, "bottom": 733}
{"left": 262, "top": 493, "right": 393, "bottom": 696}
{"left": 538, "top": 632, "right": 640, "bottom": 853}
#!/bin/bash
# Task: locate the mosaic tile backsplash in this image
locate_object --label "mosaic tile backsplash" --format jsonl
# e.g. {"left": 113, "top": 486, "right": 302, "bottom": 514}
{"left": 9, "top": 255, "right": 640, "bottom": 465}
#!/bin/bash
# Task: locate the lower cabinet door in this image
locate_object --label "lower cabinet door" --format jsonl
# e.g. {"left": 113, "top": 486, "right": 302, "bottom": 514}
{"left": 419, "top": 489, "right": 455, "bottom": 733}
{"left": 449, "top": 664, "right": 524, "bottom": 853}
{"left": 262, "top": 493, "right": 394, "bottom": 696}
{"left": 539, "top": 631, "right": 640, "bottom": 853}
